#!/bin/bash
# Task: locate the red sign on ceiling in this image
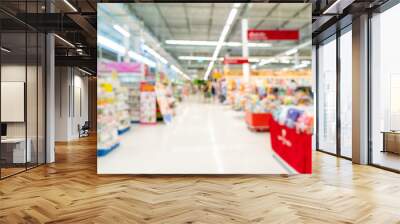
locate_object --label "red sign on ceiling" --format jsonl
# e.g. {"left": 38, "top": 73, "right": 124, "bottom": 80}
{"left": 223, "top": 57, "right": 249, "bottom": 64}
{"left": 247, "top": 30, "right": 299, "bottom": 41}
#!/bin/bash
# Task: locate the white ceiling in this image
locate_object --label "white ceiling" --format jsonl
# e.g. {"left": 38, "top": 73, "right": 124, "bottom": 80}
{"left": 126, "top": 3, "right": 312, "bottom": 72}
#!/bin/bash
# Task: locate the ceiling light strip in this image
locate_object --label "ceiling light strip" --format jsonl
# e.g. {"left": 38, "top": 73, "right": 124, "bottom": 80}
{"left": 165, "top": 40, "right": 271, "bottom": 48}
{"left": 179, "top": 56, "right": 261, "bottom": 62}
{"left": 113, "top": 25, "right": 131, "bottom": 38}
{"left": 171, "top": 65, "right": 191, "bottom": 80}
{"left": 257, "top": 40, "right": 311, "bottom": 67}
{"left": 63, "top": 0, "right": 78, "bottom": 12}
{"left": 285, "top": 48, "right": 298, "bottom": 56}
{"left": 204, "top": 4, "right": 240, "bottom": 80}
{"left": 179, "top": 56, "right": 214, "bottom": 61}
{"left": 98, "top": 36, "right": 188, "bottom": 80}
{"left": 78, "top": 67, "right": 93, "bottom": 76}
{"left": 98, "top": 35, "right": 126, "bottom": 54}
{"left": 143, "top": 45, "right": 190, "bottom": 80}
{"left": 293, "top": 61, "right": 310, "bottom": 70}
{"left": 98, "top": 36, "right": 156, "bottom": 67}
{"left": 143, "top": 45, "right": 168, "bottom": 64}
{"left": 128, "top": 51, "right": 156, "bottom": 68}
{"left": 323, "top": 0, "right": 351, "bottom": 15}
{"left": 166, "top": 40, "right": 218, "bottom": 46}
{"left": 1, "top": 47, "right": 11, "bottom": 53}
{"left": 225, "top": 8, "right": 238, "bottom": 26}
{"left": 54, "top": 34, "right": 75, "bottom": 48}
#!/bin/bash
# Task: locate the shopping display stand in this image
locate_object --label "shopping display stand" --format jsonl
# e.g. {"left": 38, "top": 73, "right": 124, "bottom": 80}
{"left": 155, "top": 82, "right": 175, "bottom": 124}
{"left": 115, "top": 86, "right": 131, "bottom": 135}
{"left": 245, "top": 111, "right": 272, "bottom": 132}
{"left": 118, "top": 63, "right": 143, "bottom": 124}
{"left": 97, "top": 142, "right": 121, "bottom": 157}
{"left": 269, "top": 118, "right": 312, "bottom": 173}
{"left": 117, "top": 126, "right": 130, "bottom": 135}
{"left": 140, "top": 82, "right": 157, "bottom": 124}
{"left": 97, "top": 66, "right": 120, "bottom": 157}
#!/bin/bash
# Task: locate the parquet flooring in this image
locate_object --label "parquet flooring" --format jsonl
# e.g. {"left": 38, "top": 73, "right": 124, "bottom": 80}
{"left": 1, "top": 135, "right": 400, "bottom": 223}
{"left": 0, "top": 167, "right": 26, "bottom": 178}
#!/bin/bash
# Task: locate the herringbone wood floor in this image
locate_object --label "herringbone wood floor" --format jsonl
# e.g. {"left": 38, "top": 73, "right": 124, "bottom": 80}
{"left": 1, "top": 135, "right": 400, "bottom": 223}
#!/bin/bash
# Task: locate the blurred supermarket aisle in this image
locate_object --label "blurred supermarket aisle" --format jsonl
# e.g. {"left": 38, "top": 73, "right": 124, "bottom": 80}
{"left": 97, "top": 99, "right": 288, "bottom": 174}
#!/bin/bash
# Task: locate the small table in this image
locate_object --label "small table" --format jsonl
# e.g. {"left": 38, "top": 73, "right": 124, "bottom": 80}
{"left": 1, "top": 138, "right": 31, "bottom": 164}
{"left": 381, "top": 131, "right": 400, "bottom": 154}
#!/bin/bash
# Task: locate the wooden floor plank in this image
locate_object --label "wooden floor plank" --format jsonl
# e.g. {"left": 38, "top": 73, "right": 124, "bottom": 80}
{"left": 1, "top": 135, "right": 400, "bottom": 223}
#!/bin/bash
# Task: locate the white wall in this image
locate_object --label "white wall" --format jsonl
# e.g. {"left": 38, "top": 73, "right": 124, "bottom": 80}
{"left": 55, "top": 67, "right": 69, "bottom": 141}
{"left": 1, "top": 65, "right": 36, "bottom": 138}
{"left": 71, "top": 74, "right": 89, "bottom": 138}
{"left": 1, "top": 64, "right": 46, "bottom": 164}
{"left": 55, "top": 67, "right": 89, "bottom": 141}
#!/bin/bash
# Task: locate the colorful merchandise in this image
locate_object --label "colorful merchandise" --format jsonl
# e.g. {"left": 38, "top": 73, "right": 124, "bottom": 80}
{"left": 115, "top": 85, "right": 130, "bottom": 134}
{"left": 272, "top": 105, "right": 313, "bottom": 134}
{"left": 97, "top": 71, "right": 120, "bottom": 156}
{"left": 155, "top": 82, "right": 176, "bottom": 123}
{"left": 269, "top": 104, "right": 313, "bottom": 174}
{"left": 140, "top": 83, "right": 157, "bottom": 124}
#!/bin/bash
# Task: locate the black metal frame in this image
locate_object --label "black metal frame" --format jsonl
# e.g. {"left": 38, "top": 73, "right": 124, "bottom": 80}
{"left": 0, "top": 0, "right": 47, "bottom": 180}
{"left": 367, "top": 10, "right": 373, "bottom": 166}
{"left": 315, "top": 44, "right": 319, "bottom": 151}
{"left": 336, "top": 17, "right": 341, "bottom": 158}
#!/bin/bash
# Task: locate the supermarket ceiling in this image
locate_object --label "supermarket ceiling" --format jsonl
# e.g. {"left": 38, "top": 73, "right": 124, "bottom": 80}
{"left": 104, "top": 3, "right": 312, "bottom": 73}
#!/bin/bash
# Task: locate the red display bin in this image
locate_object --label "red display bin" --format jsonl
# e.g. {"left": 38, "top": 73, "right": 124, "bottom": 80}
{"left": 245, "top": 111, "right": 272, "bottom": 131}
{"left": 269, "top": 118, "right": 312, "bottom": 174}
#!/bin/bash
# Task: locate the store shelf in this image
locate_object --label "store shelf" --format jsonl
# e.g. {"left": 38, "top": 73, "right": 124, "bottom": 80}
{"left": 97, "top": 72, "right": 120, "bottom": 153}
{"left": 97, "top": 142, "right": 120, "bottom": 157}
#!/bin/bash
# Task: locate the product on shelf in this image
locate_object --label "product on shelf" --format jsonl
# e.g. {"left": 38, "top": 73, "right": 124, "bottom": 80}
{"left": 244, "top": 94, "right": 281, "bottom": 113}
{"left": 233, "top": 91, "right": 246, "bottom": 111}
{"left": 155, "top": 82, "right": 176, "bottom": 123}
{"left": 225, "top": 74, "right": 312, "bottom": 111}
{"left": 272, "top": 105, "right": 314, "bottom": 134}
{"left": 116, "top": 63, "right": 144, "bottom": 123}
{"left": 115, "top": 85, "right": 131, "bottom": 135}
{"left": 97, "top": 71, "right": 120, "bottom": 156}
{"left": 140, "top": 82, "right": 157, "bottom": 124}
{"left": 120, "top": 82, "right": 141, "bottom": 123}
{"left": 130, "top": 84, "right": 141, "bottom": 122}
{"left": 240, "top": 71, "right": 314, "bottom": 136}
{"left": 269, "top": 105, "right": 314, "bottom": 174}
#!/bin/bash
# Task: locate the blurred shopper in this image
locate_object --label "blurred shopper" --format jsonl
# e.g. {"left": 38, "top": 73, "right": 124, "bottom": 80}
{"left": 203, "top": 84, "right": 209, "bottom": 102}
{"left": 219, "top": 78, "right": 227, "bottom": 104}
{"left": 211, "top": 79, "right": 217, "bottom": 102}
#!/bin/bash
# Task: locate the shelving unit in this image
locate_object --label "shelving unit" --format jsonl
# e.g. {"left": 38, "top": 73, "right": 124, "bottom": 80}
{"left": 123, "top": 82, "right": 141, "bottom": 123}
{"left": 140, "top": 82, "right": 157, "bottom": 124}
{"left": 115, "top": 85, "right": 131, "bottom": 135}
{"left": 97, "top": 72, "right": 120, "bottom": 156}
{"left": 155, "top": 83, "right": 175, "bottom": 123}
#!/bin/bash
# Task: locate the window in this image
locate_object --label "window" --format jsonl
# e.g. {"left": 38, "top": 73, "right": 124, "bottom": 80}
{"left": 0, "top": 1, "right": 46, "bottom": 179}
{"left": 317, "top": 36, "right": 337, "bottom": 154}
{"left": 340, "top": 28, "right": 352, "bottom": 158}
{"left": 370, "top": 3, "right": 400, "bottom": 171}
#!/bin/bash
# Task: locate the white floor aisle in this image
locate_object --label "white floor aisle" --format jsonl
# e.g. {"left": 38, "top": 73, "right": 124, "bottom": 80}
{"left": 98, "top": 100, "right": 288, "bottom": 174}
